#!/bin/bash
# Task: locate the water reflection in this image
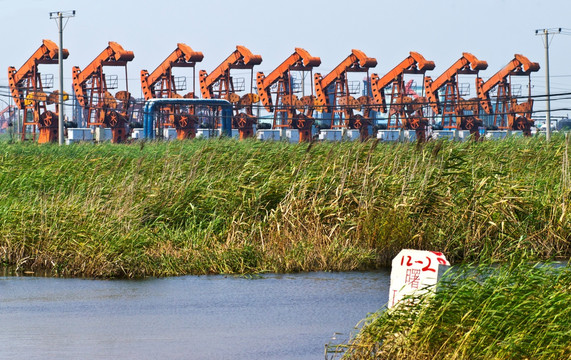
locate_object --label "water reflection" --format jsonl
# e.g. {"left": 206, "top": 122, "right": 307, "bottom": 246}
{"left": 0, "top": 271, "right": 390, "bottom": 360}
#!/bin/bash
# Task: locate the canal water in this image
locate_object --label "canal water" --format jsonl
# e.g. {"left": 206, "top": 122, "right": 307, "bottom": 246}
{"left": 0, "top": 270, "right": 390, "bottom": 360}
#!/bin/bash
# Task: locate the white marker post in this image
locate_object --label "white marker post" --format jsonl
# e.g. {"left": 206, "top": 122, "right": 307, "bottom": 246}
{"left": 388, "top": 249, "right": 450, "bottom": 309}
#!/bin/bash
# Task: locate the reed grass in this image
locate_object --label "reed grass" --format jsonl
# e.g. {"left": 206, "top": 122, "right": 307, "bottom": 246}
{"left": 0, "top": 134, "right": 569, "bottom": 277}
{"left": 341, "top": 257, "right": 571, "bottom": 360}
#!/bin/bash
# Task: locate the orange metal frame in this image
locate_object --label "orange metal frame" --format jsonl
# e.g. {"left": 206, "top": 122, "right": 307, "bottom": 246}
{"left": 476, "top": 54, "right": 539, "bottom": 134}
{"left": 140, "top": 43, "right": 203, "bottom": 139}
{"left": 370, "top": 51, "right": 435, "bottom": 132}
{"left": 256, "top": 48, "right": 320, "bottom": 135}
{"left": 423, "top": 53, "right": 488, "bottom": 134}
{"left": 199, "top": 46, "right": 262, "bottom": 139}
{"left": 8, "top": 39, "right": 69, "bottom": 142}
{"left": 72, "top": 42, "right": 134, "bottom": 142}
{"left": 313, "top": 49, "right": 377, "bottom": 138}
{"left": 199, "top": 45, "right": 262, "bottom": 100}
{"left": 0, "top": 106, "right": 17, "bottom": 131}
{"left": 141, "top": 43, "right": 203, "bottom": 100}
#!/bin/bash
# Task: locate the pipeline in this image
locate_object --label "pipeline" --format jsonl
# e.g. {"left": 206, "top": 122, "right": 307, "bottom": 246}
{"left": 143, "top": 98, "right": 233, "bottom": 139}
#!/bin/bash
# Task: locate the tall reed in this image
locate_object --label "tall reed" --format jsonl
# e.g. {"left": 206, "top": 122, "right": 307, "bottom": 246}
{"left": 0, "top": 135, "right": 569, "bottom": 277}
{"left": 341, "top": 257, "right": 571, "bottom": 360}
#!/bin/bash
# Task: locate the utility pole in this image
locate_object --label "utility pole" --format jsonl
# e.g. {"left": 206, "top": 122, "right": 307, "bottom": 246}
{"left": 50, "top": 10, "right": 75, "bottom": 146}
{"left": 535, "top": 28, "right": 561, "bottom": 142}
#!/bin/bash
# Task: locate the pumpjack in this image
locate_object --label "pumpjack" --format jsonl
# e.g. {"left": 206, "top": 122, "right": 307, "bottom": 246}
{"left": 199, "top": 46, "right": 262, "bottom": 139}
{"left": 424, "top": 53, "right": 488, "bottom": 139}
{"left": 141, "top": 43, "right": 204, "bottom": 139}
{"left": 476, "top": 54, "right": 540, "bottom": 136}
{"left": 256, "top": 48, "right": 321, "bottom": 142}
{"left": 314, "top": 49, "right": 377, "bottom": 141}
{"left": 72, "top": 41, "right": 134, "bottom": 143}
{"left": 8, "top": 39, "right": 69, "bottom": 143}
{"left": 370, "top": 52, "right": 435, "bottom": 142}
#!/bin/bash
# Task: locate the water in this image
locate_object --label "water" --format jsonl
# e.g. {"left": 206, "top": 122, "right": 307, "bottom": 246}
{"left": 0, "top": 271, "right": 390, "bottom": 360}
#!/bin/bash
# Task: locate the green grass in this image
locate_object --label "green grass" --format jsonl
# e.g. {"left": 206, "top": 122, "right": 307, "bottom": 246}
{"left": 340, "top": 257, "right": 571, "bottom": 360}
{"left": 0, "top": 134, "right": 569, "bottom": 277}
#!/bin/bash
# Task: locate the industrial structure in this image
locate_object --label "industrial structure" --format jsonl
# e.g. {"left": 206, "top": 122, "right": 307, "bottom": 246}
{"left": 424, "top": 53, "right": 488, "bottom": 139}
{"left": 6, "top": 40, "right": 544, "bottom": 144}
{"left": 72, "top": 41, "right": 134, "bottom": 143}
{"left": 370, "top": 52, "right": 435, "bottom": 142}
{"left": 256, "top": 48, "right": 321, "bottom": 142}
{"left": 314, "top": 49, "right": 377, "bottom": 141}
{"left": 140, "top": 43, "right": 204, "bottom": 139}
{"left": 476, "top": 54, "right": 540, "bottom": 136}
{"left": 0, "top": 106, "right": 17, "bottom": 133}
{"left": 199, "top": 46, "right": 262, "bottom": 139}
{"left": 8, "top": 39, "right": 69, "bottom": 143}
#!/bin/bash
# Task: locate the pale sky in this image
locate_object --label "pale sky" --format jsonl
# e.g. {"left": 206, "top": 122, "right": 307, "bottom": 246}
{"left": 1, "top": 0, "right": 570, "bottom": 117}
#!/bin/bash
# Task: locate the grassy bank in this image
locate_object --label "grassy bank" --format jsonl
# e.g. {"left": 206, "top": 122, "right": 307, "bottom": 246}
{"left": 0, "top": 135, "right": 569, "bottom": 277}
{"left": 340, "top": 257, "right": 571, "bottom": 360}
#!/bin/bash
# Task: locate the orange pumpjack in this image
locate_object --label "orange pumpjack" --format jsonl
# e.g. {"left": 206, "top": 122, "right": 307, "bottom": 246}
{"left": 256, "top": 48, "right": 321, "bottom": 142}
{"left": 8, "top": 39, "right": 69, "bottom": 143}
{"left": 313, "top": 50, "right": 377, "bottom": 141}
{"left": 141, "top": 43, "right": 204, "bottom": 139}
{"left": 424, "top": 53, "right": 488, "bottom": 140}
{"left": 370, "top": 52, "right": 435, "bottom": 142}
{"left": 476, "top": 54, "right": 540, "bottom": 136}
{"left": 72, "top": 41, "right": 134, "bottom": 143}
{"left": 199, "top": 46, "right": 262, "bottom": 140}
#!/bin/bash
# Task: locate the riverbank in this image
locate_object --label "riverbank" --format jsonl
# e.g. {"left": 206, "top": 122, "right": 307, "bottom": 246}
{"left": 340, "top": 258, "right": 571, "bottom": 360}
{"left": 0, "top": 135, "right": 569, "bottom": 277}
